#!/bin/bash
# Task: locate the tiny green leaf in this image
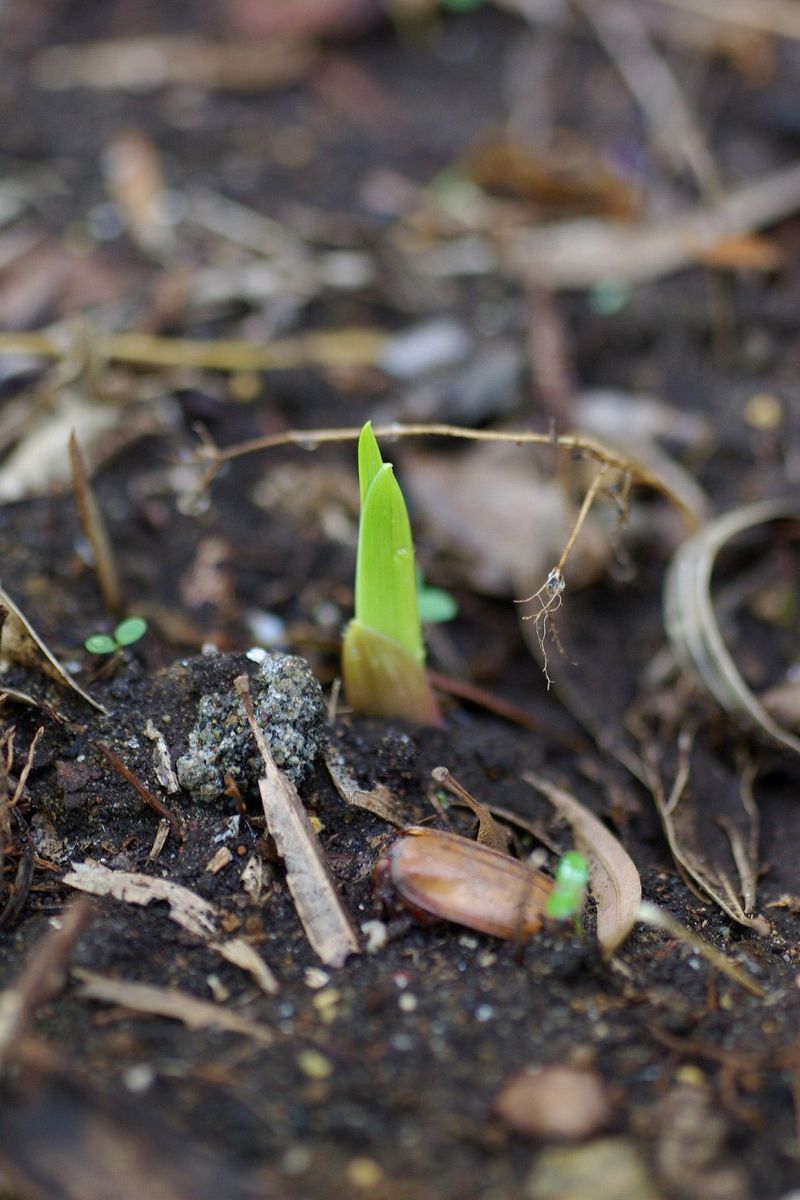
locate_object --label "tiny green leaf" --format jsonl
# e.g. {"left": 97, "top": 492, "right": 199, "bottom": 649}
{"left": 85, "top": 634, "right": 117, "bottom": 655}
{"left": 417, "top": 574, "right": 458, "bottom": 624}
{"left": 113, "top": 616, "right": 148, "bottom": 646}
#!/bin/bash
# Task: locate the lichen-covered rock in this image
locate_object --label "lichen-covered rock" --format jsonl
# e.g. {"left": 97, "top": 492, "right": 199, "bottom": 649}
{"left": 176, "top": 653, "right": 327, "bottom": 803}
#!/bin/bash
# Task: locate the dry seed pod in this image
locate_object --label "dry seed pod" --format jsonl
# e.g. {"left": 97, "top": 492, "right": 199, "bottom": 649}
{"left": 374, "top": 827, "right": 552, "bottom": 940}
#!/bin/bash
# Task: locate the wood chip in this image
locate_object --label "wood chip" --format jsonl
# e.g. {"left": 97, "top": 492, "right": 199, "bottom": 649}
{"left": 212, "top": 937, "right": 278, "bottom": 995}
{"left": 236, "top": 675, "right": 359, "bottom": 968}
{"left": 205, "top": 846, "right": 233, "bottom": 875}
{"left": 523, "top": 772, "right": 641, "bottom": 957}
{"left": 143, "top": 720, "right": 180, "bottom": 794}
{"left": 73, "top": 969, "right": 273, "bottom": 1044}
{"left": 64, "top": 864, "right": 217, "bottom": 935}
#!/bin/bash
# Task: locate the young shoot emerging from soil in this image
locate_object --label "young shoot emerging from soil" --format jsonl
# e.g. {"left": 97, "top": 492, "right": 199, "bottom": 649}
{"left": 342, "top": 422, "right": 441, "bottom": 725}
{"left": 546, "top": 849, "right": 589, "bottom": 922}
{"left": 84, "top": 616, "right": 148, "bottom": 656}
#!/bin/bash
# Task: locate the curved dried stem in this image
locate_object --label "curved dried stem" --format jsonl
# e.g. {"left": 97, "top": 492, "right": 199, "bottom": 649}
{"left": 192, "top": 421, "right": 698, "bottom": 528}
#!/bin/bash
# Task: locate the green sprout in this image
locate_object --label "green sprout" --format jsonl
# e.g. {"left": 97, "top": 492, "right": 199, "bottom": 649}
{"left": 85, "top": 616, "right": 148, "bottom": 656}
{"left": 342, "top": 422, "right": 441, "bottom": 725}
{"left": 546, "top": 850, "right": 589, "bottom": 921}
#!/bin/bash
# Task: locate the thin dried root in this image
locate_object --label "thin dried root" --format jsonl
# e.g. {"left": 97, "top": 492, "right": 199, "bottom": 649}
{"left": 516, "top": 569, "right": 566, "bottom": 689}
{"left": 515, "top": 464, "right": 613, "bottom": 687}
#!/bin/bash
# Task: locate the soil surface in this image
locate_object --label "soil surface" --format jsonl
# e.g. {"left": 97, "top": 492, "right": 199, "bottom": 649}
{"left": 1, "top": 4, "right": 800, "bottom": 1199}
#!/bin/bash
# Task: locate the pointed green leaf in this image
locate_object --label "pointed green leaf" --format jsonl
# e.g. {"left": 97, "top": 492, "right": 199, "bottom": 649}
{"left": 355, "top": 462, "right": 423, "bottom": 664}
{"left": 357, "top": 421, "right": 385, "bottom": 508}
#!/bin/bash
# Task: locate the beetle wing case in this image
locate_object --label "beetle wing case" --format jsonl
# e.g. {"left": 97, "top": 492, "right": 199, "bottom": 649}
{"left": 379, "top": 827, "right": 553, "bottom": 940}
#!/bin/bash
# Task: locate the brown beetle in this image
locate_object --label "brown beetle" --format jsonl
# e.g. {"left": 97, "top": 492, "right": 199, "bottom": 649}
{"left": 374, "top": 826, "right": 553, "bottom": 940}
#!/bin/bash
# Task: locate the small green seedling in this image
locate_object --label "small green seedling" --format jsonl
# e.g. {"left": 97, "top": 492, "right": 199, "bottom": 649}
{"left": 546, "top": 850, "right": 589, "bottom": 921}
{"left": 416, "top": 567, "right": 458, "bottom": 625}
{"left": 342, "top": 422, "right": 441, "bottom": 724}
{"left": 85, "top": 616, "right": 148, "bottom": 656}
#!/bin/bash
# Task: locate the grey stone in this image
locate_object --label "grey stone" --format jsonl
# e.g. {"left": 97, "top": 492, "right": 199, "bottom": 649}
{"left": 176, "top": 653, "right": 326, "bottom": 803}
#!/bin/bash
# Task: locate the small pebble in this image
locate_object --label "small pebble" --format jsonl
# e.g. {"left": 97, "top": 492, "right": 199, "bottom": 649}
{"left": 345, "top": 1157, "right": 384, "bottom": 1189}
{"left": 297, "top": 1049, "right": 333, "bottom": 1080}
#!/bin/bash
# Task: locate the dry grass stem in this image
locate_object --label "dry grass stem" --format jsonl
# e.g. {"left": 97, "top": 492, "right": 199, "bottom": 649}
{"left": 637, "top": 900, "right": 765, "bottom": 998}
{"left": 69, "top": 431, "right": 125, "bottom": 618}
{"left": 10, "top": 726, "right": 43, "bottom": 808}
{"left": 73, "top": 970, "right": 274, "bottom": 1044}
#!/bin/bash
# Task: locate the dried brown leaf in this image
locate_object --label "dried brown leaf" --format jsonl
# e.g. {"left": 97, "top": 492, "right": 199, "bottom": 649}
{"left": 502, "top": 160, "right": 800, "bottom": 288}
{"left": 664, "top": 498, "right": 800, "bottom": 756}
{"left": 0, "top": 583, "right": 106, "bottom": 712}
{"left": 325, "top": 742, "right": 407, "bottom": 827}
{"left": 523, "top": 771, "right": 641, "bottom": 956}
{"left": 63, "top": 863, "right": 279, "bottom": 989}
{"left": 73, "top": 970, "right": 273, "bottom": 1044}
{"left": 402, "top": 443, "right": 607, "bottom": 598}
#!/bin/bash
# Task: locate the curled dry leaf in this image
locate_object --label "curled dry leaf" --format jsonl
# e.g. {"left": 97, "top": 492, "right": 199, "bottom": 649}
{"left": 0, "top": 584, "right": 106, "bottom": 712}
{"left": 431, "top": 766, "right": 509, "bottom": 853}
{"left": 664, "top": 498, "right": 800, "bottom": 756}
{"left": 522, "top": 772, "right": 641, "bottom": 957}
{"left": 493, "top": 1064, "right": 612, "bottom": 1140}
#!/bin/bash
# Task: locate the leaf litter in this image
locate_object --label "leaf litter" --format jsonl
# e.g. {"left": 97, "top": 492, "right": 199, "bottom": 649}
{"left": 1, "top": 6, "right": 799, "bottom": 1198}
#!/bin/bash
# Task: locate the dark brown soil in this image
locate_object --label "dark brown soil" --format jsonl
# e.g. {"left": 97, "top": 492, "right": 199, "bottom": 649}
{"left": 1, "top": 4, "right": 800, "bottom": 1199}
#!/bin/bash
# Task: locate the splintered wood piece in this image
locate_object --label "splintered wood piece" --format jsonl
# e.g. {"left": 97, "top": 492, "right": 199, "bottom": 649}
{"left": 377, "top": 827, "right": 552, "bottom": 940}
{"left": 235, "top": 675, "right": 360, "bottom": 968}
